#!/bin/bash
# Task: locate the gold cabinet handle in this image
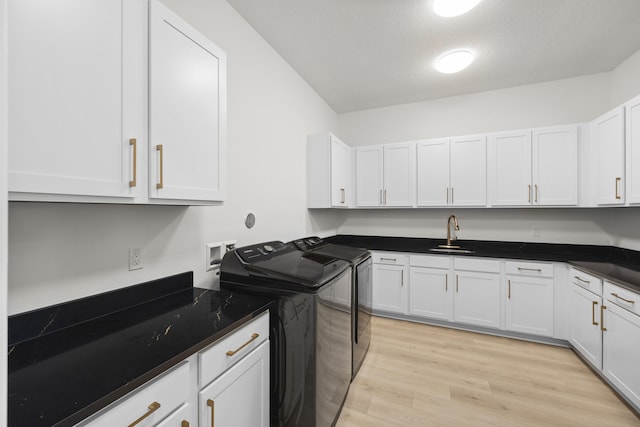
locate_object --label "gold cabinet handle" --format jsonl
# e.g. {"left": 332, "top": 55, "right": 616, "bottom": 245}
{"left": 574, "top": 276, "right": 590, "bottom": 284}
{"left": 615, "top": 177, "right": 621, "bottom": 200}
{"left": 380, "top": 257, "right": 397, "bottom": 262}
{"left": 518, "top": 267, "right": 542, "bottom": 272}
{"left": 207, "top": 399, "right": 215, "bottom": 427}
{"left": 611, "top": 293, "right": 635, "bottom": 304}
{"left": 129, "top": 138, "right": 137, "bottom": 188}
{"left": 528, "top": 184, "right": 531, "bottom": 204}
{"left": 383, "top": 189, "right": 387, "bottom": 205}
{"left": 508, "top": 279, "right": 511, "bottom": 299}
{"left": 128, "top": 402, "right": 161, "bottom": 427}
{"left": 401, "top": 269, "right": 404, "bottom": 287}
{"left": 182, "top": 421, "right": 190, "bottom": 427}
{"left": 445, "top": 274, "right": 448, "bottom": 292}
{"left": 340, "top": 188, "right": 345, "bottom": 204}
{"left": 451, "top": 187, "right": 454, "bottom": 205}
{"left": 592, "top": 301, "right": 599, "bottom": 325}
{"left": 226, "top": 333, "right": 259, "bottom": 356}
{"left": 601, "top": 305, "right": 607, "bottom": 332}
{"left": 456, "top": 275, "right": 459, "bottom": 293}
{"left": 534, "top": 184, "right": 538, "bottom": 203}
{"left": 156, "top": 144, "right": 164, "bottom": 189}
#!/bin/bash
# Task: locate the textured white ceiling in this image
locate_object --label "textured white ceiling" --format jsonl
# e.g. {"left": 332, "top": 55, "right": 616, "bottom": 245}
{"left": 226, "top": 0, "right": 640, "bottom": 113}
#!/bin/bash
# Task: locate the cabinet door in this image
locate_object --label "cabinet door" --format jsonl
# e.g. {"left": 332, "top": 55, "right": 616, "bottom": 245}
{"left": 532, "top": 126, "right": 578, "bottom": 206}
{"left": 489, "top": 131, "right": 532, "bottom": 206}
{"left": 593, "top": 106, "right": 625, "bottom": 205}
{"left": 569, "top": 284, "right": 602, "bottom": 370}
{"left": 199, "top": 341, "right": 269, "bottom": 427}
{"left": 603, "top": 303, "right": 640, "bottom": 409}
{"left": 450, "top": 135, "right": 487, "bottom": 206}
{"left": 383, "top": 142, "right": 416, "bottom": 207}
{"left": 626, "top": 94, "right": 640, "bottom": 204}
{"left": 409, "top": 267, "right": 451, "bottom": 321}
{"left": 356, "top": 146, "right": 383, "bottom": 206}
{"left": 155, "top": 403, "right": 192, "bottom": 427}
{"left": 149, "top": 0, "right": 226, "bottom": 202}
{"left": 454, "top": 271, "right": 500, "bottom": 328}
{"left": 372, "top": 264, "right": 407, "bottom": 314}
{"left": 8, "top": 0, "right": 144, "bottom": 199}
{"left": 330, "top": 136, "right": 351, "bottom": 207}
{"left": 416, "top": 139, "right": 450, "bottom": 206}
{"left": 505, "top": 276, "right": 554, "bottom": 337}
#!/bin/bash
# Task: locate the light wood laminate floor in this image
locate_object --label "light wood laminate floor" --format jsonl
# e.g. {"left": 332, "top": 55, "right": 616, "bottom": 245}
{"left": 336, "top": 316, "right": 640, "bottom": 427}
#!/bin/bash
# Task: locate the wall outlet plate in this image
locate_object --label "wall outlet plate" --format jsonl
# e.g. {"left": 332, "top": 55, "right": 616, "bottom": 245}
{"left": 129, "top": 247, "right": 143, "bottom": 271}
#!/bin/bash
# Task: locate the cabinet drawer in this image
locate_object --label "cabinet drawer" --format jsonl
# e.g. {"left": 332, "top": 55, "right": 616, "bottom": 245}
{"left": 505, "top": 260, "right": 553, "bottom": 277}
{"left": 409, "top": 254, "right": 450, "bottom": 269}
{"left": 81, "top": 362, "right": 190, "bottom": 427}
{"left": 199, "top": 311, "right": 269, "bottom": 387}
{"left": 373, "top": 252, "right": 408, "bottom": 265}
{"left": 604, "top": 281, "right": 640, "bottom": 316}
{"left": 569, "top": 267, "right": 602, "bottom": 296}
{"left": 454, "top": 257, "right": 500, "bottom": 273}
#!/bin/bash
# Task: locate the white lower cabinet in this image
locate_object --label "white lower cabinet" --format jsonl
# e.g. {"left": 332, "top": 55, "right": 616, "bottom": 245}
{"left": 409, "top": 255, "right": 452, "bottom": 321}
{"left": 454, "top": 269, "right": 501, "bottom": 329}
{"left": 602, "top": 282, "right": 640, "bottom": 409}
{"left": 199, "top": 341, "right": 269, "bottom": 427}
{"left": 372, "top": 253, "right": 409, "bottom": 314}
{"left": 505, "top": 261, "right": 554, "bottom": 337}
{"left": 568, "top": 269, "right": 603, "bottom": 370}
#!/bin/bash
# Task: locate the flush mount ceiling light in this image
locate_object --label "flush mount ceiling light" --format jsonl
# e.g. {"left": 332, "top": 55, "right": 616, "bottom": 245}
{"left": 433, "top": 0, "right": 482, "bottom": 17}
{"left": 434, "top": 49, "right": 474, "bottom": 74}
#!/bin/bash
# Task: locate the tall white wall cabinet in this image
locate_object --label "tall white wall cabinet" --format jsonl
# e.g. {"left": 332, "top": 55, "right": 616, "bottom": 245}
{"left": 592, "top": 107, "right": 625, "bottom": 205}
{"left": 7, "top": 0, "right": 226, "bottom": 204}
{"left": 307, "top": 133, "right": 352, "bottom": 208}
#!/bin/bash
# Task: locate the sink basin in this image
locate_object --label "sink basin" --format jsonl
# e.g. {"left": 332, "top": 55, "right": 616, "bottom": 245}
{"left": 429, "top": 247, "right": 475, "bottom": 254}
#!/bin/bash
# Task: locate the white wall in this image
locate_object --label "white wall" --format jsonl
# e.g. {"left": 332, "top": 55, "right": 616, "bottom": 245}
{"left": 1, "top": 0, "right": 9, "bottom": 421}
{"left": 611, "top": 48, "right": 640, "bottom": 106}
{"left": 337, "top": 73, "right": 612, "bottom": 146}
{"left": 7, "top": 0, "right": 340, "bottom": 315}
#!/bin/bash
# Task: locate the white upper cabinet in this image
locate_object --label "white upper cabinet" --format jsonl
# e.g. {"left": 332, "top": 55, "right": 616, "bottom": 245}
{"left": 307, "top": 133, "right": 352, "bottom": 208}
{"left": 593, "top": 106, "right": 625, "bottom": 205}
{"left": 416, "top": 139, "right": 449, "bottom": 206}
{"left": 8, "top": 0, "right": 146, "bottom": 201}
{"left": 7, "top": 0, "right": 227, "bottom": 204}
{"left": 532, "top": 126, "right": 578, "bottom": 205}
{"left": 356, "top": 142, "right": 415, "bottom": 207}
{"left": 149, "top": 0, "right": 226, "bottom": 202}
{"left": 489, "top": 125, "right": 577, "bottom": 206}
{"left": 418, "top": 136, "right": 487, "bottom": 207}
{"left": 489, "top": 130, "right": 532, "bottom": 206}
{"left": 450, "top": 135, "right": 487, "bottom": 206}
{"left": 625, "top": 94, "right": 640, "bottom": 205}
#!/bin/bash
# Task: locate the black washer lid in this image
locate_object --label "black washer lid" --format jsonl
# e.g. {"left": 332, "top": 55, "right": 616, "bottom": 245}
{"left": 310, "top": 243, "right": 370, "bottom": 264}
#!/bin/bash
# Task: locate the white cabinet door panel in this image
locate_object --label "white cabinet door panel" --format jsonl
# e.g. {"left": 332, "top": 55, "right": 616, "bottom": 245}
{"left": 8, "top": 0, "right": 143, "bottom": 199}
{"left": 450, "top": 135, "right": 486, "bottom": 206}
{"left": 383, "top": 143, "right": 415, "bottom": 207}
{"left": 372, "top": 264, "right": 407, "bottom": 314}
{"left": 330, "top": 137, "right": 350, "bottom": 206}
{"left": 149, "top": 0, "right": 226, "bottom": 202}
{"left": 417, "top": 139, "right": 450, "bottom": 206}
{"left": 593, "top": 106, "right": 625, "bottom": 205}
{"left": 505, "top": 276, "right": 554, "bottom": 337}
{"left": 533, "top": 126, "right": 578, "bottom": 206}
{"left": 356, "top": 146, "right": 383, "bottom": 206}
{"left": 454, "top": 271, "right": 500, "bottom": 329}
{"left": 409, "top": 267, "right": 451, "bottom": 321}
{"left": 569, "top": 284, "right": 602, "bottom": 370}
{"left": 626, "top": 94, "right": 640, "bottom": 204}
{"left": 603, "top": 303, "right": 640, "bottom": 409}
{"left": 490, "top": 131, "right": 532, "bottom": 206}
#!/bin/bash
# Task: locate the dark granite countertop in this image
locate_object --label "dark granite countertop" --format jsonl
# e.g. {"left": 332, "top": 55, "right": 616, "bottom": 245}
{"left": 326, "top": 235, "right": 640, "bottom": 294}
{"left": 7, "top": 272, "right": 272, "bottom": 427}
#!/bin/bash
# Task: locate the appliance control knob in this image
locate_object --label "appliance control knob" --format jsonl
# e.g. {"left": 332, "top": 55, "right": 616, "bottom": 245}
{"left": 263, "top": 244, "right": 274, "bottom": 252}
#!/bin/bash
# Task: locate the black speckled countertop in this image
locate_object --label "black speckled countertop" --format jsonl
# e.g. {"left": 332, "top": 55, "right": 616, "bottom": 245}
{"left": 7, "top": 272, "right": 272, "bottom": 427}
{"left": 326, "top": 235, "right": 640, "bottom": 293}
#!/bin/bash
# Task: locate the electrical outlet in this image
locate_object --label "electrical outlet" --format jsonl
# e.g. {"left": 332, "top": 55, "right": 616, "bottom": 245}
{"left": 129, "top": 247, "right": 143, "bottom": 271}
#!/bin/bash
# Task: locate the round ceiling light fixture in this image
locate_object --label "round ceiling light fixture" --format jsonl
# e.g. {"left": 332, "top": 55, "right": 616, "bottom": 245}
{"left": 434, "top": 49, "right": 474, "bottom": 74}
{"left": 433, "top": 0, "right": 482, "bottom": 17}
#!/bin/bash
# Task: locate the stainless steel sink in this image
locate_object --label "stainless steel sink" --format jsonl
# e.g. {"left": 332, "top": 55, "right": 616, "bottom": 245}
{"left": 428, "top": 247, "right": 475, "bottom": 254}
